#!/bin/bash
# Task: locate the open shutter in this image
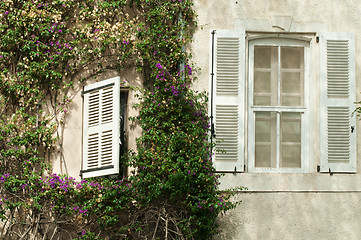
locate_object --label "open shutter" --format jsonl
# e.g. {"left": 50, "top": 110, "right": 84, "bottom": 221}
{"left": 212, "top": 30, "right": 245, "bottom": 172}
{"left": 82, "top": 77, "right": 121, "bottom": 178}
{"left": 319, "top": 33, "right": 356, "bottom": 173}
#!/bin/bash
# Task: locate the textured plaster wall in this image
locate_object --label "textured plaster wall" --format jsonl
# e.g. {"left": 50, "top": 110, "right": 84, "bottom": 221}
{"left": 217, "top": 192, "right": 361, "bottom": 240}
{"left": 191, "top": 0, "right": 361, "bottom": 239}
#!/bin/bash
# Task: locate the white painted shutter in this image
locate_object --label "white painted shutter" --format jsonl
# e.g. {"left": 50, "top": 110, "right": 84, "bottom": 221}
{"left": 82, "top": 77, "right": 121, "bottom": 178}
{"left": 212, "top": 30, "right": 245, "bottom": 172}
{"left": 319, "top": 33, "right": 356, "bottom": 173}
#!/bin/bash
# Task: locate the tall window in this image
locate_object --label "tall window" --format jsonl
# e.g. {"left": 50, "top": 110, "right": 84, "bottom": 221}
{"left": 248, "top": 39, "right": 309, "bottom": 172}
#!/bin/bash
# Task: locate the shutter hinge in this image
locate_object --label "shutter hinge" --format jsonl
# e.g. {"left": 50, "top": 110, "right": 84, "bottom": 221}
{"left": 316, "top": 36, "right": 319, "bottom": 43}
{"left": 329, "top": 168, "right": 333, "bottom": 176}
{"left": 351, "top": 126, "right": 355, "bottom": 133}
{"left": 233, "top": 166, "right": 237, "bottom": 175}
{"left": 317, "top": 165, "right": 320, "bottom": 172}
{"left": 211, "top": 123, "right": 216, "bottom": 138}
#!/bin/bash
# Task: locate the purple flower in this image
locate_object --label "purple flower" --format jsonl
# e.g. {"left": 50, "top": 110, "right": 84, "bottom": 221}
{"left": 156, "top": 63, "right": 162, "bottom": 69}
{"left": 0, "top": 55, "right": 3, "bottom": 58}
{"left": 79, "top": 209, "right": 88, "bottom": 214}
{"left": 185, "top": 64, "right": 193, "bottom": 75}
{"left": 58, "top": 30, "right": 62, "bottom": 33}
{"left": 5, "top": 11, "right": 9, "bottom": 15}
{"left": 0, "top": 173, "right": 9, "bottom": 183}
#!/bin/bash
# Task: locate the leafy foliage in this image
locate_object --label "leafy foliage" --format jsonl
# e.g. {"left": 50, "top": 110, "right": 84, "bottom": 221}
{"left": 0, "top": 0, "right": 240, "bottom": 239}
{"left": 130, "top": 66, "right": 238, "bottom": 239}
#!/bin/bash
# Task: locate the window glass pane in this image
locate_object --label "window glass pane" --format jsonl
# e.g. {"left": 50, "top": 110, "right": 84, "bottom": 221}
{"left": 282, "top": 72, "right": 301, "bottom": 93}
{"left": 254, "top": 72, "right": 271, "bottom": 92}
{"left": 281, "top": 112, "right": 301, "bottom": 168}
{"left": 282, "top": 96, "right": 301, "bottom": 106}
{"left": 255, "top": 47, "right": 272, "bottom": 68}
{"left": 282, "top": 146, "right": 301, "bottom": 168}
{"left": 254, "top": 96, "right": 272, "bottom": 106}
{"left": 255, "top": 146, "right": 272, "bottom": 167}
{"left": 254, "top": 72, "right": 271, "bottom": 105}
{"left": 281, "top": 72, "right": 303, "bottom": 106}
{"left": 281, "top": 47, "right": 303, "bottom": 69}
{"left": 255, "top": 112, "right": 277, "bottom": 168}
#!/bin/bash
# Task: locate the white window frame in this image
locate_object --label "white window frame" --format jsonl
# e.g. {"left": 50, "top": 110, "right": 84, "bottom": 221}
{"left": 247, "top": 37, "right": 311, "bottom": 173}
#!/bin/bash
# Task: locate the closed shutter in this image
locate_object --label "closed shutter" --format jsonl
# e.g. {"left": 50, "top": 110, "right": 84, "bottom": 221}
{"left": 212, "top": 30, "right": 245, "bottom": 172}
{"left": 82, "top": 77, "right": 121, "bottom": 178}
{"left": 319, "top": 33, "right": 356, "bottom": 173}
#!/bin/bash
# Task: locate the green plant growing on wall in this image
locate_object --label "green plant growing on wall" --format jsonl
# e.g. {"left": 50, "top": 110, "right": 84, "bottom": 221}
{"left": 0, "top": 0, "right": 240, "bottom": 239}
{"left": 129, "top": 64, "right": 238, "bottom": 239}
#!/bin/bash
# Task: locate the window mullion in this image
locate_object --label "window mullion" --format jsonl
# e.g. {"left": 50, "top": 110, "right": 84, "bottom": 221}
{"left": 277, "top": 46, "right": 281, "bottom": 106}
{"left": 276, "top": 111, "right": 281, "bottom": 170}
{"left": 276, "top": 46, "right": 281, "bottom": 169}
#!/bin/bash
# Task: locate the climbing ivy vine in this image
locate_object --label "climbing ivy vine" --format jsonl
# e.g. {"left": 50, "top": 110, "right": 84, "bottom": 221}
{"left": 0, "top": 0, "right": 240, "bottom": 239}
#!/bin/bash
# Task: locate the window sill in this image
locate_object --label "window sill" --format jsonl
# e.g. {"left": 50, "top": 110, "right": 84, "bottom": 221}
{"left": 219, "top": 172, "right": 361, "bottom": 192}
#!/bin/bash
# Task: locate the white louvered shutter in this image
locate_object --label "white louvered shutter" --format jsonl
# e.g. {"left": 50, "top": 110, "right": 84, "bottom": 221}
{"left": 212, "top": 30, "right": 245, "bottom": 172}
{"left": 319, "top": 33, "right": 356, "bottom": 173}
{"left": 82, "top": 77, "right": 121, "bottom": 178}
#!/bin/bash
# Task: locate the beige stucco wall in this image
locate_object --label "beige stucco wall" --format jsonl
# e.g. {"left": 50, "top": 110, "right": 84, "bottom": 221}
{"left": 217, "top": 192, "right": 361, "bottom": 240}
{"left": 191, "top": 0, "right": 361, "bottom": 239}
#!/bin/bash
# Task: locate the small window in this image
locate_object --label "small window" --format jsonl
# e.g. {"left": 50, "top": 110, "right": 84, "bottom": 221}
{"left": 81, "top": 77, "right": 127, "bottom": 178}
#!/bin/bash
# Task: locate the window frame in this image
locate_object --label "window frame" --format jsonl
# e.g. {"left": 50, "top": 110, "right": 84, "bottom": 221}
{"left": 247, "top": 37, "right": 311, "bottom": 173}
